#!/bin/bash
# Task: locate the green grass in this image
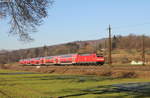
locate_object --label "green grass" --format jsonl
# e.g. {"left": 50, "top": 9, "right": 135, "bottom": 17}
{"left": 0, "top": 69, "right": 21, "bottom": 73}
{"left": 0, "top": 70, "right": 150, "bottom": 98}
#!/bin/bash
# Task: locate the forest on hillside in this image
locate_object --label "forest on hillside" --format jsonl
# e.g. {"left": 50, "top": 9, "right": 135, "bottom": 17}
{"left": 0, "top": 34, "right": 150, "bottom": 64}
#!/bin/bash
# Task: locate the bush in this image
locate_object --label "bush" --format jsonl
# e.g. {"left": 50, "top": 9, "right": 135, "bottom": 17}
{"left": 121, "top": 57, "right": 130, "bottom": 64}
{"left": 112, "top": 71, "right": 137, "bottom": 78}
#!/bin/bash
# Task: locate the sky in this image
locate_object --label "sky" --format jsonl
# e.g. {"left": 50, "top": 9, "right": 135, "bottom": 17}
{"left": 0, "top": 0, "right": 150, "bottom": 50}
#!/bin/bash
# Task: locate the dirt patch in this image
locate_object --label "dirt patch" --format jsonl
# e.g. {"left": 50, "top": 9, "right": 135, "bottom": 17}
{"left": 111, "top": 70, "right": 137, "bottom": 78}
{"left": 1, "top": 64, "right": 150, "bottom": 78}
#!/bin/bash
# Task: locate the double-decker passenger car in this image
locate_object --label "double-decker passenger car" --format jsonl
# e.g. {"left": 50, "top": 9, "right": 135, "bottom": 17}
{"left": 57, "top": 54, "right": 77, "bottom": 64}
{"left": 19, "top": 53, "right": 105, "bottom": 65}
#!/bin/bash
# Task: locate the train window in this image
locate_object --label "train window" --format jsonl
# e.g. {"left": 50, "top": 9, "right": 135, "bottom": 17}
{"left": 65, "top": 55, "right": 72, "bottom": 57}
{"left": 80, "top": 54, "right": 91, "bottom": 56}
{"left": 45, "top": 56, "right": 53, "bottom": 59}
{"left": 35, "top": 58, "right": 40, "bottom": 60}
{"left": 61, "top": 55, "right": 72, "bottom": 58}
{"left": 97, "top": 54, "right": 103, "bottom": 57}
{"left": 19, "top": 60, "right": 23, "bottom": 61}
{"left": 57, "top": 54, "right": 77, "bottom": 58}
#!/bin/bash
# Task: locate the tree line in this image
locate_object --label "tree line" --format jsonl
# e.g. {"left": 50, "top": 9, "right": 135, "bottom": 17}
{"left": 0, "top": 34, "right": 150, "bottom": 64}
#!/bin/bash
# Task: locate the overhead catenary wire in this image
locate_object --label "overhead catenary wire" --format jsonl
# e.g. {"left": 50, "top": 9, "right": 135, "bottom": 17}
{"left": 113, "top": 22, "right": 150, "bottom": 30}
{"left": 85, "top": 22, "right": 150, "bottom": 43}
{"left": 91, "top": 22, "right": 150, "bottom": 37}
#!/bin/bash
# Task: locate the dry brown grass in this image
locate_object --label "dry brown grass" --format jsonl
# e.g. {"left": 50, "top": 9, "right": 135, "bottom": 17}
{"left": 2, "top": 64, "right": 150, "bottom": 78}
{"left": 111, "top": 70, "right": 137, "bottom": 78}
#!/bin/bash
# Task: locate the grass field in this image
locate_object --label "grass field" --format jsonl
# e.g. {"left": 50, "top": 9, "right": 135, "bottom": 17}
{"left": 0, "top": 69, "right": 150, "bottom": 98}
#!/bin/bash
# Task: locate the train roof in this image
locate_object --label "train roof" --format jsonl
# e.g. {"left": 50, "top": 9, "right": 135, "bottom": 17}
{"left": 19, "top": 53, "right": 98, "bottom": 61}
{"left": 79, "top": 53, "right": 95, "bottom": 56}
{"left": 57, "top": 54, "right": 77, "bottom": 57}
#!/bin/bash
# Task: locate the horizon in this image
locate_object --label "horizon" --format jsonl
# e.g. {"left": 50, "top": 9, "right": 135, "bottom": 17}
{"left": 0, "top": 34, "right": 149, "bottom": 51}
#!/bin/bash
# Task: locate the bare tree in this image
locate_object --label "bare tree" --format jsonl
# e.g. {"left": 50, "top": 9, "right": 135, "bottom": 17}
{"left": 0, "top": 0, "right": 53, "bottom": 41}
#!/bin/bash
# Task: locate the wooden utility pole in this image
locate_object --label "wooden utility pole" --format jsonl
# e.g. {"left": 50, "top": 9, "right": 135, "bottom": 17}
{"left": 43, "top": 45, "right": 48, "bottom": 56}
{"left": 108, "top": 25, "right": 112, "bottom": 65}
{"left": 142, "top": 35, "right": 145, "bottom": 66}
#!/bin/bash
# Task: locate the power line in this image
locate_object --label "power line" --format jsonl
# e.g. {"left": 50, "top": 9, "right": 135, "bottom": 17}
{"left": 91, "top": 22, "right": 150, "bottom": 39}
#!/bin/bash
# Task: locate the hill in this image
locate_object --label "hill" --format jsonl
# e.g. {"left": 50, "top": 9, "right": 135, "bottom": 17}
{"left": 0, "top": 34, "right": 150, "bottom": 64}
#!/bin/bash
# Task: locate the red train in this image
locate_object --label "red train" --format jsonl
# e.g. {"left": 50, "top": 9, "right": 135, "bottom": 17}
{"left": 19, "top": 53, "right": 105, "bottom": 65}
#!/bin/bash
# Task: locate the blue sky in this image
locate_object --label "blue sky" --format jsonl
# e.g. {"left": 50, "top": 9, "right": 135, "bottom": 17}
{"left": 0, "top": 0, "right": 150, "bottom": 50}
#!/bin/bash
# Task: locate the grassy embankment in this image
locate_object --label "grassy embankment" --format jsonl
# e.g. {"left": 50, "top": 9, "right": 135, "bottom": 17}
{"left": 0, "top": 69, "right": 150, "bottom": 98}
